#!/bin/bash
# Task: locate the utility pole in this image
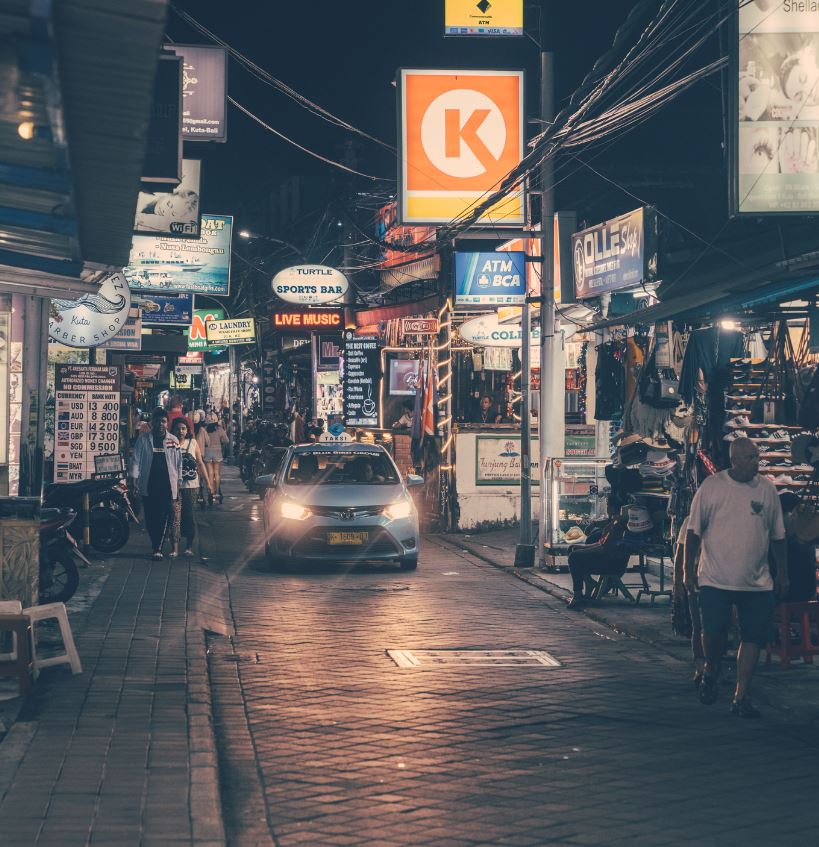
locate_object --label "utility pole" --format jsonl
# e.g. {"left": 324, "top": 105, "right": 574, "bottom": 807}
{"left": 538, "top": 48, "right": 556, "bottom": 569}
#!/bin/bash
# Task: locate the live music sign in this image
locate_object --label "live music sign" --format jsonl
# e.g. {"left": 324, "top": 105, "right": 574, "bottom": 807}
{"left": 272, "top": 310, "right": 342, "bottom": 331}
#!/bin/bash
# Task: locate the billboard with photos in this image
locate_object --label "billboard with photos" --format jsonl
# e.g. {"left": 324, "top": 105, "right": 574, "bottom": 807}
{"left": 735, "top": 2, "right": 819, "bottom": 213}
{"left": 135, "top": 159, "right": 202, "bottom": 237}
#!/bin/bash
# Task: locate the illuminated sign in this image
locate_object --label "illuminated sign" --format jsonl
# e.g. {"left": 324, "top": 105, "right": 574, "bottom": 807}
{"left": 455, "top": 251, "right": 526, "bottom": 305}
{"left": 272, "top": 310, "right": 342, "bottom": 330}
{"left": 445, "top": 0, "right": 523, "bottom": 36}
{"left": 271, "top": 265, "right": 348, "bottom": 305}
{"left": 399, "top": 69, "right": 524, "bottom": 225}
{"left": 188, "top": 308, "right": 224, "bottom": 351}
{"left": 206, "top": 318, "right": 256, "bottom": 346}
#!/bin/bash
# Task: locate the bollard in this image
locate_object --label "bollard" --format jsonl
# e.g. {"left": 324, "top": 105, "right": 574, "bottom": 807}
{"left": 82, "top": 492, "right": 91, "bottom": 552}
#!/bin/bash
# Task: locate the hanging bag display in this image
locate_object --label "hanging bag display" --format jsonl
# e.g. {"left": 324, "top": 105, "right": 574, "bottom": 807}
{"left": 640, "top": 347, "right": 680, "bottom": 409}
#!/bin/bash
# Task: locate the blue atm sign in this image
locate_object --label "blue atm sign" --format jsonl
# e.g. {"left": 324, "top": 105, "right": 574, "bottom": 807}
{"left": 454, "top": 252, "right": 526, "bottom": 306}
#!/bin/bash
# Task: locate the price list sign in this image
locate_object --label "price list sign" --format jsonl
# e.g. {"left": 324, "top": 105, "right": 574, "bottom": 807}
{"left": 342, "top": 333, "right": 381, "bottom": 427}
{"left": 54, "top": 365, "right": 121, "bottom": 483}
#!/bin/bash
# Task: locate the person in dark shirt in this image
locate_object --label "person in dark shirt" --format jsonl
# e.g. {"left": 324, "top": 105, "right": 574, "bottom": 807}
{"left": 473, "top": 395, "right": 502, "bottom": 424}
{"left": 777, "top": 493, "right": 817, "bottom": 602}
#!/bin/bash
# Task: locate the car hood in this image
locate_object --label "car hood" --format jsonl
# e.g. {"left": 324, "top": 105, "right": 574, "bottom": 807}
{"left": 278, "top": 482, "right": 406, "bottom": 509}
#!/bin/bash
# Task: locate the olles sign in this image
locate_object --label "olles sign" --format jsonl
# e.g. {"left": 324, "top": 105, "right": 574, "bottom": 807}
{"left": 399, "top": 69, "right": 524, "bottom": 225}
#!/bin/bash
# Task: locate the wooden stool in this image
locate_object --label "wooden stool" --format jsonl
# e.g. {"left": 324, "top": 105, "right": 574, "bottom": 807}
{"left": 766, "top": 601, "right": 819, "bottom": 669}
{"left": 0, "top": 615, "right": 33, "bottom": 696}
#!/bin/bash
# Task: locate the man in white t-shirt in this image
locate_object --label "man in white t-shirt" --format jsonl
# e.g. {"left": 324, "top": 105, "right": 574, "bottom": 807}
{"left": 684, "top": 437, "right": 788, "bottom": 718}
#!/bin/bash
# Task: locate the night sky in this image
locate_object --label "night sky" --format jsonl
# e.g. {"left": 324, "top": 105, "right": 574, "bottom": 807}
{"left": 168, "top": 1, "right": 726, "bottom": 245}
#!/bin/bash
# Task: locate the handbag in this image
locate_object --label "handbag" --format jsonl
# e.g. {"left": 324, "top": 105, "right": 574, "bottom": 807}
{"left": 181, "top": 438, "right": 198, "bottom": 482}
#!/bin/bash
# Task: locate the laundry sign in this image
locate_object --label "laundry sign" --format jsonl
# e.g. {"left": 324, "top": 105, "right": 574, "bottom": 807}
{"left": 205, "top": 317, "right": 256, "bottom": 346}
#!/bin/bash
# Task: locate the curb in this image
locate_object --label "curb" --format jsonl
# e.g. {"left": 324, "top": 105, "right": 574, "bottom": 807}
{"left": 187, "top": 569, "right": 227, "bottom": 847}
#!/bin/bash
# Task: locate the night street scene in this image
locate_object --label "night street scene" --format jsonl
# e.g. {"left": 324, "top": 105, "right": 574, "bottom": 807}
{"left": 2, "top": 0, "right": 819, "bottom": 845}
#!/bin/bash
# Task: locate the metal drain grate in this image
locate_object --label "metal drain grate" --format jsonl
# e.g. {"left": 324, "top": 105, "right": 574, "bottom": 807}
{"left": 386, "top": 649, "right": 561, "bottom": 669}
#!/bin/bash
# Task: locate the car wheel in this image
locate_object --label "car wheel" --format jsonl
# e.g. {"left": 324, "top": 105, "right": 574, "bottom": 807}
{"left": 399, "top": 555, "right": 418, "bottom": 571}
{"left": 265, "top": 540, "right": 287, "bottom": 572}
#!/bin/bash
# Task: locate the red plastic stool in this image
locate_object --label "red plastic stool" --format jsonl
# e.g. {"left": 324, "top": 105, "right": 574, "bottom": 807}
{"left": 766, "top": 601, "right": 819, "bottom": 669}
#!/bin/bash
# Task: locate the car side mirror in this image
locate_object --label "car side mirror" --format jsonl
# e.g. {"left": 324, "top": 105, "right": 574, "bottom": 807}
{"left": 255, "top": 474, "right": 278, "bottom": 490}
{"left": 406, "top": 474, "right": 424, "bottom": 488}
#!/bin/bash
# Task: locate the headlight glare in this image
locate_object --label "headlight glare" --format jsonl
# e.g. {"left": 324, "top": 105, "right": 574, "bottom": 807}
{"left": 281, "top": 501, "right": 310, "bottom": 520}
{"left": 384, "top": 500, "right": 412, "bottom": 520}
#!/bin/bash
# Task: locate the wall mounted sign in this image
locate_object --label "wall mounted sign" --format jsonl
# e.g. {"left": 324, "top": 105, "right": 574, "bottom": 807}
{"left": 205, "top": 318, "right": 256, "bottom": 346}
{"left": 143, "top": 54, "right": 182, "bottom": 184}
{"left": 343, "top": 332, "right": 381, "bottom": 427}
{"left": 271, "top": 265, "right": 348, "bottom": 305}
{"left": 188, "top": 308, "right": 224, "bottom": 351}
{"left": 445, "top": 0, "right": 524, "bottom": 36}
{"left": 399, "top": 68, "right": 524, "bottom": 224}
{"left": 572, "top": 206, "right": 658, "bottom": 300}
{"left": 401, "top": 317, "right": 439, "bottom": 335}
{"left": 167, "top": 45, "right": 228, "bottom": 142}
{"left": 475, "top": 435, "right": 539, "bottom": 486}
{"left": 272, "top": 310, "right": 342, "bottom": 330}
{"left": 458, "top": 313, "right": 540, "bottom": 348}
{"left": 317, "top": 334, "right": 342, "bottom": 369}
{"left": 54, "top": 365, "right": 121, "bottom": 483}
{"left": 99, "top": 308, "right": 142, "bottom": 351}
{"left": 135, "top": 158, "right": 202, "bottom": 238}
{"left": 49, "top": 272, "right": 132, "bottom": 348}
{"left": 455, "top": 251, "right": 526, "bottom": 305}
{"left": 125, "top": 214, "right": 233, "bottom": 296}
{"left": 139, "top": 292, "right": 194, "bottom": 325}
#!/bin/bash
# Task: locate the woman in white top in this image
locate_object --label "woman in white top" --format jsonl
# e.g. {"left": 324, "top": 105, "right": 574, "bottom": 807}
{"left": 170, "top": 418, "right": 212, "bottom": 556}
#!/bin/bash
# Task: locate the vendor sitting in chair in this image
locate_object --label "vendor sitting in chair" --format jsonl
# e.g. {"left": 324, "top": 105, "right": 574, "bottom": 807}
{"left": 566, "top": 508, "right": 631, "bottom": 609}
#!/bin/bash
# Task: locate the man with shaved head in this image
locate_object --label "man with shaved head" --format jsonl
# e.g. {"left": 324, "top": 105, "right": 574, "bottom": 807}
{"left": 684, "top": 437, "right": 788, "bottom": 718}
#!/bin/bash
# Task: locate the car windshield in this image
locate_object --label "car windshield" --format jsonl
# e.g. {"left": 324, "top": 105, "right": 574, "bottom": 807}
{"left": 285, "top": 451, "right": 399, "bottom": 485}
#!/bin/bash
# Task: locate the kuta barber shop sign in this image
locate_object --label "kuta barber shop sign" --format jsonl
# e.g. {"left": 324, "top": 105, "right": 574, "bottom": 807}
{"left": 49, "top": 272, "right": 132, "bottom": 348}
{"left": 271, "top": 265, "right": 349, "bottom": 305}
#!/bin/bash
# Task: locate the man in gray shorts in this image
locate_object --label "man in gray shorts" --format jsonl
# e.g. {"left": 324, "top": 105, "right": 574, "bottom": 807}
{"left": 684, "top": 437, "right": 788, "bottom": 718}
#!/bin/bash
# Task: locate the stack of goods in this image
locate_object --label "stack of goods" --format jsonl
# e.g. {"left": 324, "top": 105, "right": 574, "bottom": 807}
{"left": 638, "top": 449, "right": 678, "bottom": 494}
{"left": 723, "top": 359, "right": 807, "bottom": 495}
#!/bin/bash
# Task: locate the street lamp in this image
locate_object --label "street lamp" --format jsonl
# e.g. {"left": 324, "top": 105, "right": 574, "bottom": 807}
{"left": 237, "top": 229, "right": 307, "bottom": 263}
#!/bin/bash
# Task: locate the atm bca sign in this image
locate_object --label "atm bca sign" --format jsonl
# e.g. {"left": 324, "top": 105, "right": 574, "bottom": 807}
{"left": 399, "top": 68, "right": 524, "bottom": 226}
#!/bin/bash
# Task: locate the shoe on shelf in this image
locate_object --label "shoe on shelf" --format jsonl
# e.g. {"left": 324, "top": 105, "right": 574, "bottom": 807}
{"left": 723, "top": 430, "right": 748, "bottom": 441}
{"left": 730, "top": 697, "right": 761, "bottom": 719}
{"left": 725, "top": 416, "right": 751, "bottom": 429}
{"left": 698, "top": 673, "right": 719, "bottom": 705}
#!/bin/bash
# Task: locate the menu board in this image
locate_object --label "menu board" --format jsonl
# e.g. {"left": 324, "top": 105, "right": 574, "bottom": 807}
{"left": 54, "top": 365, "right": 121, "bottom": 483}
{"left": 342, "top": 333, "right": 381, "bottom": 428}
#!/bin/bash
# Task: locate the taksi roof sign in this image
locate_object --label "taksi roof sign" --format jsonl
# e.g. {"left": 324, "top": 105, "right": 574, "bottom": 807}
{"left": 399, "top": 68, "right": 524, "bottom": 225}
{"left": 271, "top": 265, "right": 348, "bottom": 305}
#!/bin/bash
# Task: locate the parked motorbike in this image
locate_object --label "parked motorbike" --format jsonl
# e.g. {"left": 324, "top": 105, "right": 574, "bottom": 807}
{"left": 43, "top": 478, "right": 136, "bottom": 554}
{"left": 39, "top": 507, "right": 90, "bottom": 604}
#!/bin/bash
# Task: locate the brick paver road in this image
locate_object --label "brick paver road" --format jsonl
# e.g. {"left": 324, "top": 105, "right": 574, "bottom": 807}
{"left": 199, "top": 472, "right": 819, "bottom": 847}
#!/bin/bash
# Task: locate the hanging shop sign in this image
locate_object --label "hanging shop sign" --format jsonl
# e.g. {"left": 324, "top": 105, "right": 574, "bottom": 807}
{"left": 143, "top": 54, "right": 182, "bottom": 184}
{"left": 458, "top": 313, "right": 540, "bottom": 348}
{"left": 343, "top": 332, "right": 381, "bottom": 427}
{"left": 139, "top": 292, "right": 194, "bottom": 325}
{"left": 375, "top": 202, "right": 436, "bottom": 268}
{"left": 734, "top": 5, "right": 819, "bottom": 213}
{"left": 175, "top": 363, "right": 202, "bottom": 378}
{"left": 317, "top": 334, "right": 342, "bottom": 369}
{"left": 54, "top": 365, "right": 121, "bottom": 483}
{"left": 188, "top": 308, "right": 224, "bottom": 351}
{"left": 401, "top": 317, "right": 439, "bottom": 335}
{"left": 445, "top": 0, "right": 523, "bottom": 36}
{"left": 49, "top": 272, "right": 132, "bottom": 348}
{"left": 125, "top": 214, "right": 233, "bottom": 296}
{"left": 272, "top": 310, "right": 342, "bottom": 330}
{"left": 280, "top": 335, "right": 311, "bottom": 351}
{"left": 205, "top": 317, "right": 256, "bottom": 346}
{"left": 398, "top": 68, "right": 524, "bottom": 225}
{"left": 454, "top": 251, "right": 526, "bottom": 305}
{"left": 571, "top": 206, "right": 658, "bottom": 300}
{"left": 99, "top": 308, "right": 142, "bottom": 351}
{"left": 271, "top": 265, "right": 348, "bottom": 305}
{"left": 135, "top": 158, "right": 202, "bottom": 238}
{"left": 167, "top": 45, "right": 228, "bottom": 142}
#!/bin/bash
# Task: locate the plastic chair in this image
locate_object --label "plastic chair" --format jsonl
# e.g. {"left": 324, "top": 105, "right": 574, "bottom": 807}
{"left": 766, "top": 601, "right": 819, "bottom": 669}
{"left": 22, "top": 602, "right": 82, "bottom": 678}
{"left": 0, "top": 614, "right": 32, "bottom": 695}
{"left": 0, "top": 600, "right": 23, "bottom": 660}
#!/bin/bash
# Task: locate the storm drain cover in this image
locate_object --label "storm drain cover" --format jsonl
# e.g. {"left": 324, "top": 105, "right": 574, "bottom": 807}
{"left": 386, "top": 649, "right": 561, "bottom": 669}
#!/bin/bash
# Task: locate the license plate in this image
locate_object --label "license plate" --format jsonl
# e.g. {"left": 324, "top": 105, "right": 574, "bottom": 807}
{"left": 327, "top": 531, "right": 369, "bottom": 545}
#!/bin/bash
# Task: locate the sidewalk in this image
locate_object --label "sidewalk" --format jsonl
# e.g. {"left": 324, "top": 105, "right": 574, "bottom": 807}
{"left": 0, "top": 515, "right": 225, "bottom": 846}
{"left": 438, "top": 526, "right": 819, "bottom": 726}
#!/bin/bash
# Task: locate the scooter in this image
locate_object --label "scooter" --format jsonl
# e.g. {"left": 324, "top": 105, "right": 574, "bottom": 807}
{"left": 39, "top": 507, "right": 90, "bottom": 604}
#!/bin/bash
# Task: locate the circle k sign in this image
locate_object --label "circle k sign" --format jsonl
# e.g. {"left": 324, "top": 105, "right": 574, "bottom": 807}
{"left": 400, "top": 69, "right": 524, "bottom": 225}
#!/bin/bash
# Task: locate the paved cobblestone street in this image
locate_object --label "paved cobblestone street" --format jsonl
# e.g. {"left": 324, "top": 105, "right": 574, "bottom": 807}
{"left": 199, "top": 472, "right": 819, "bottom": 847}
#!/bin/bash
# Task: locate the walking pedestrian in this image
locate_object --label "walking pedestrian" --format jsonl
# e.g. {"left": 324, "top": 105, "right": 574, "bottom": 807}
{"left": 684, "top": 437, "right": 789, "bottom": 718}
{"left": 204, "top": 411, "right": 229, "bottom": 505}
{"left": 170, "top": 418, "right": 212, "bottom": 557}
{"left": 130, "top": 408, "right": 182, "bottom": 559}
{"left": 192, "top": 410, "right": 211, "bottom": 504}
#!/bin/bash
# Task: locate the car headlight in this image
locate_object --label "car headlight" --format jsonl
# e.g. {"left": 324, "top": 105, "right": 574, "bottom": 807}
{"left": 384, "top": 500, "right": 413, "bottom": 520}
{"left": 280, "top": 501, "right": 310, "bottom": 520}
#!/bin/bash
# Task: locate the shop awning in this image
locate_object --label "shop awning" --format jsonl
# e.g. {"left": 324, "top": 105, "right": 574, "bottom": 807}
{"left": 355, "top": 295, "right": 441, "bottom": 326}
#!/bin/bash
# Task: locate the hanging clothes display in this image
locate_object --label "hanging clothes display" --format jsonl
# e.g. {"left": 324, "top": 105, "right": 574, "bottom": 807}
{"left": 594, "top": 340, "right": 625, "bottom": 421}
{"left": 678, "top": 326, "right": 745, "bottom": 404}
